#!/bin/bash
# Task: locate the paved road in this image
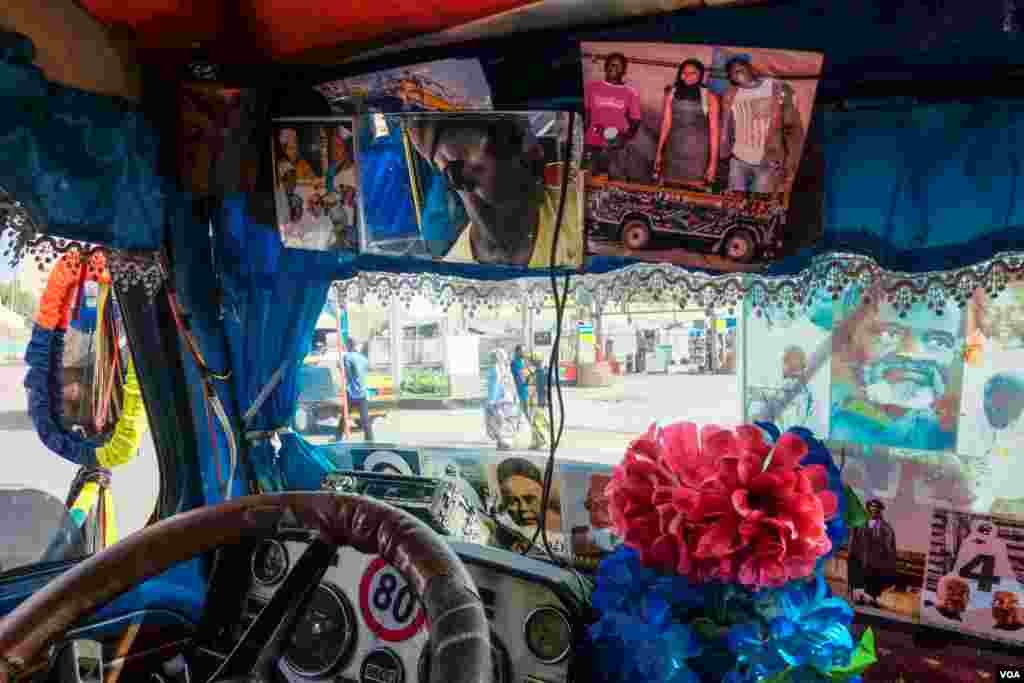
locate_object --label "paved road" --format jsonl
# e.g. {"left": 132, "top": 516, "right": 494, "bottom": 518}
{"left": 0, "top": 363, "right": 159, "bottom": 541}
{"left": 313, "top": 372, "right": 742, "bottom": 466}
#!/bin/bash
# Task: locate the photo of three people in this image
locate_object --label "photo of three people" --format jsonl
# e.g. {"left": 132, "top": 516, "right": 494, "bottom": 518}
{"left": 581, "top": 42, "right": 823, "bottom": 270}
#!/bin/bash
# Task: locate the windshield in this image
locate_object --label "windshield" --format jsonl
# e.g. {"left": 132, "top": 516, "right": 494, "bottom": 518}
{"left": 291, "top": 280, "right": 741, "bottom": 564}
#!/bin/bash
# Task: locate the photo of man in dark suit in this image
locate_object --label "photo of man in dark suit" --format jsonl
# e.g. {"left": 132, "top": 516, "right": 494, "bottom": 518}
{"left": 848, "top": 498, "right": 898, "bottom": 608}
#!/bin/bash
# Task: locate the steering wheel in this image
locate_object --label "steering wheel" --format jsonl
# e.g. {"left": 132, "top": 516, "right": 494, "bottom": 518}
{"left": 0, "top": 493, "right": 492, "bottom": 683}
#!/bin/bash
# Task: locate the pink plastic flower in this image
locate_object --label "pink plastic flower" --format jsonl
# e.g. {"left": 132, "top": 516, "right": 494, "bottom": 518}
{"left": 606, "top": 422, "right": 839, "bottom": 589}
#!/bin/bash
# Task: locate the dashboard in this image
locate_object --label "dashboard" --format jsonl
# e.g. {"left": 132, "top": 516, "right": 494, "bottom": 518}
{"left": 198, "top": 531, "right": 591, "bottom": 683}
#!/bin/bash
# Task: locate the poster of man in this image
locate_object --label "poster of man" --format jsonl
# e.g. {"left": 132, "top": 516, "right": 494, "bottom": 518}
{"left": 580, "top": 42, "right": 823, "bottom": 271}
{"left": 922, "top": 509, "right": 1024, "bottom": 644}
{"left": 743, "top": 295, "right": 830, "bottom": 435}
{"left": 848, "top": 499, "right": 899, "bottom": 609}
{"left": 271, "top": 119, "right": 360, "bottom": 252}
{"left": 957, "top": 284, "right": 1024, "bottom": 515}
{"left": 559, "top": 465, "right": 621, "bottom": 567}
{"left": 485, "top": 455, "right": 566, "bottom": 557}
{"left": 829, "top": 286, "right": 965, "bottom": 452}
{"left": 355, "top": 111, "right": 585, "bottom": 268}
{"left": 822, "top": 451, "right": 933, "bottom": 624}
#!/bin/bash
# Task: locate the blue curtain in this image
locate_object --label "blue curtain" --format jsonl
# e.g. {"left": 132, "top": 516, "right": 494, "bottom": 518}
{"left": 0, "top": 31, "right": 164, "bottom": 251}
{"left": 218, "top": 196, "right": 335, "bottom": 491}
{"left": 278, "top": 434, "right": 354, "bottom": 492}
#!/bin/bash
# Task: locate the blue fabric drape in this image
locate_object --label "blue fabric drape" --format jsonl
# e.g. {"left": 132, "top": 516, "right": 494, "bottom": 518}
{"left": 277, "top": 434, "right": 354, "bottom": 492}
{"left": 0, "top": 31, "right": 164, "bottom": 251}
{"left": 23, "top": 326, "right": 99, "bottom": 467}
{"left": 218, "top": 196, "right": 333, "bottom": 491}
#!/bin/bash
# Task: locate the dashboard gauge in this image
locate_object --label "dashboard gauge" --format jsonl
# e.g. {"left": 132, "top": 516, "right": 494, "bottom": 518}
{"left": 283, "top": 583, "right": 357, "bottom": 678}
{"left": 418, "top": 630, "right": 507, "bottom": 683}
{"left": 251, "top": 540, "right": 289, "bottom": 586}
{"left": 523, "top": 607, "right": 572, "bottom": 664}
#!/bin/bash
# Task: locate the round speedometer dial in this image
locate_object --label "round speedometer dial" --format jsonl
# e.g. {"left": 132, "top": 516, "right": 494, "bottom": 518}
{"left": 283, "top": 583, "right": 357, "bottom": 678}
{"left": 524, "top": 606, "right": 572, "bottom": 664}
{"left": 251, "top": 540, "right": 289, "bottom": 586}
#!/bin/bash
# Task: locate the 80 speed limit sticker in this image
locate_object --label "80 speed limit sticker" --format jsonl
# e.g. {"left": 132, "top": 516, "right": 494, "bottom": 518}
{"left": 359, "top": 557, "right": 426, "bottom": 642}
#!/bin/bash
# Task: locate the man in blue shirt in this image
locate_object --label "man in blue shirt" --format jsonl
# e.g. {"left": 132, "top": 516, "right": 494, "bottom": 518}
{"left": 342, "top": 338, "right": 374, "bottom": 442}
{"left": 511, "top": 345, "right": 530, "bottom": 412}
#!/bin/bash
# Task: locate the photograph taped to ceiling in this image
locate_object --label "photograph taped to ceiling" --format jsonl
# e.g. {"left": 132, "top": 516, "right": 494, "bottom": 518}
{"left": 580, "top": 42, "right": 824, "bottom": 272}
{"left": 354, "top": 111, "right": 585, "bottom": 270}
{"left": 270, "top": 118, "right": 361, "bottom": 253}
{"left": 315, "top": 58, "right": 493, "bottom": 114}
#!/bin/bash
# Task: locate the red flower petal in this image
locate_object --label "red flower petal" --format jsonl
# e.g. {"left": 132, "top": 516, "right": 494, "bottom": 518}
{"left": 802, "top": 464, "right": 829, "bottom": 492}
{"left": 702, "top": 428, "right": 737, "bottom": 461}
{"left": 783, "top": 558, "right": 818, "bottom": 581}
{"left": 737, "top": 454, "right": 765, "bottom": 487}
{"left": 672, "top": 487, "right": 701, "bottom": 516}
{"left": 817, "top": 490, "right": 839, "bottom": 520}
{"left": 625, "top": 458, "right": 661, "bottom": 479}
{"left": 739, "top": 555, "right": 786, "bottom": 588}
{"left": 643, "top": 534, "right": 679, "bottom": 573}
{"left": 652, "top": 486, "right": 675, "bottom": 505}
{"left": 760, "top": 515, "right": 798, "bottom": 540}
{"left": 738, "top": 513, "right": 766, "bottom": 541}
{"left": 624, "top": 522, "right": 660, "bottom": 549}
{"left": 622, "top": 499, "right": 655, "bottom": 519}
{"left": 767, "top": 432, "right": 808, "bottom": 470}
{"left": 749, "top": 469, "right": 797, "bottom": 497}
{"left": 659, "top": 504, "right": 684, "bottom": 534}
{"left": 732, "top": 489, "right": 754, "bottom": 517}
{"left": 735, "top": 424, "right": 769, "bottom": 454}
{"left": 695, "top": 493, "right": 733, "bottom": 519}
{"left": 718, "top": 458, "right": 741, "bottom": 490}
{"left": 674, "top": 528, "right": 693, "bottom": 575}
{"left": 617, "top": 479, "right": 655, "bottom": 500}
{"left": 659, "top": 421, "right": 700, "bottom": 477}
{"left": 784, "top": 495, "right": 826, "bottom": 538}
{"left": 695, "top": 512, "right": 743, "bottom": 559}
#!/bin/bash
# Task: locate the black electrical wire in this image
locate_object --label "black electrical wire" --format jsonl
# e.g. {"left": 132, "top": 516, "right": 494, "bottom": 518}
{"left": 519, "top": 112, "right": 580, "bottom": 579}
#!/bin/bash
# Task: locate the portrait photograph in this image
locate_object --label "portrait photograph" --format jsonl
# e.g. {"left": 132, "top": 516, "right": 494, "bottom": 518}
{"left": 271, "top": 117, "right": 361, "bottom": 252}
{"left": 829, "top": 287, "right": 965, "bottom": 453}
{"left": 921, "top": 509, "right": 1024, "bottom": 645}
{"left": 822, "top": 452, "right": 940, "bottom": 625}
{"left": 558, "top": 463, "right": 620, "bottom": 568}
{"left": 355, "top": 111, "right": 585, "bottom": 269}
{"left": 580, "top": 42, "right": 823, "bottom": 272}
{"left": 485, "top": 455, "right": 566, "bottom": 558}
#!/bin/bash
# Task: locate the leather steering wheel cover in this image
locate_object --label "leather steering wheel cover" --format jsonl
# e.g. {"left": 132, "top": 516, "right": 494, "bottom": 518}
{"left": 0, "top": 493, "right": 491, "bottom": 683}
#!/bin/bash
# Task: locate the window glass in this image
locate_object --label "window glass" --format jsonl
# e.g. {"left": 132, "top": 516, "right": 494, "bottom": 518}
{"left": 299, "top": 281, "right": 741, "bottom": 466}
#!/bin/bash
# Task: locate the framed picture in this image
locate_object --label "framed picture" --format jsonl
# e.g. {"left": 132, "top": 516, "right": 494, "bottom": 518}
{"left": 354, "top": 111, "right": 585, "bottom": 270}
{"left": 580, "top": 42, "right": 824, "bottom": 272}
{"left": 271, "top": 117, "right": 361, "bottom": 253}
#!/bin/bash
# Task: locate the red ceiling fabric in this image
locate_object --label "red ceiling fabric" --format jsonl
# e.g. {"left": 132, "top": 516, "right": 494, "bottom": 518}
{"left": 78, "top": 0, "right": 539, "bottom": 59}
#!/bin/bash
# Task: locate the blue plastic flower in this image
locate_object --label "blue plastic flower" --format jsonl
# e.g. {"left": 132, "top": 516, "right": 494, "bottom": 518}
{"left": 726, "top": 569, "right": 856, "bottom": 681}
{"left": 588, "top": 547, "right": 707, "bottom": 682}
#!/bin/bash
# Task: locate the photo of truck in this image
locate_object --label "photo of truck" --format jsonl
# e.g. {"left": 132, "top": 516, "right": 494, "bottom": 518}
{"left": 585, "top": 176, "right": 785, "bottom": 264}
